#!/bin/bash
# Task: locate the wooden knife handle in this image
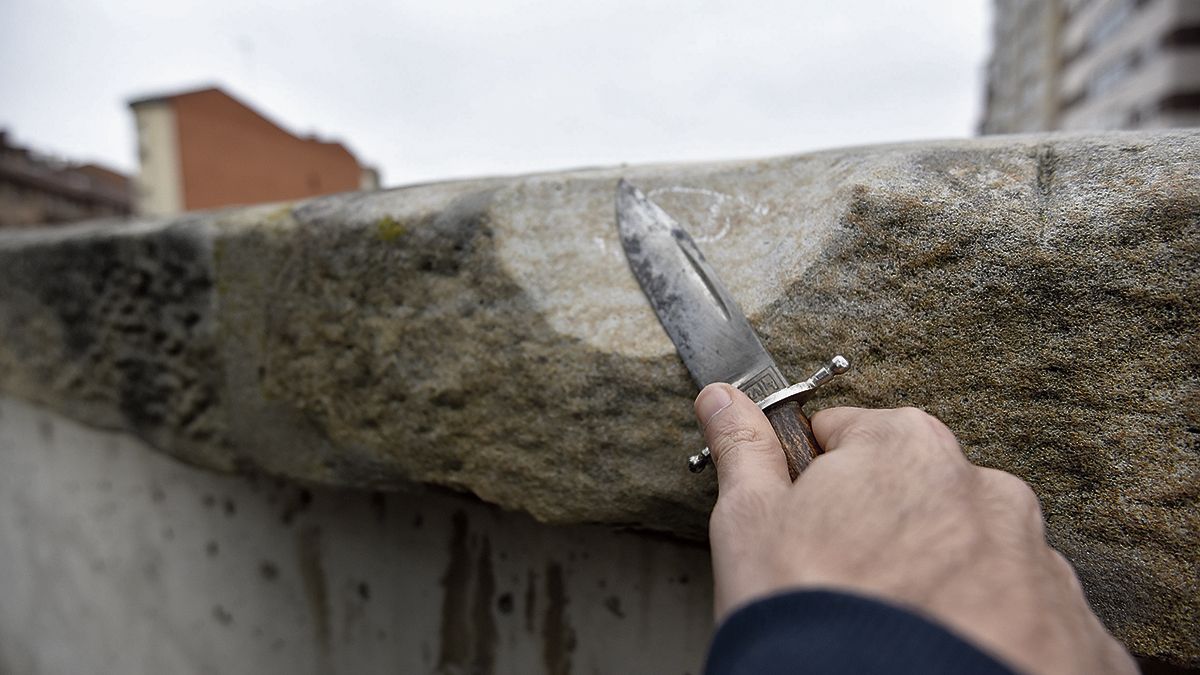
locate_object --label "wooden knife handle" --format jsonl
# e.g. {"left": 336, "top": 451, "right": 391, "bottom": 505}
{"left": 764, "top": 400, "right": 823, "bottom": 480}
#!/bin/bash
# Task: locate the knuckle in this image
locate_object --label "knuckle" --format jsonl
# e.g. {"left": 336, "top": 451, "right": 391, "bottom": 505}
{"left": 893, "top": 407, "right": 962, "bottom": 455}
{"left": 1050, "top": 550, "right": 1084, "bottom": 588}
{"left": 894, "top": 406, "right": 933, "bottom": 425}
{"left": 832, "top": 407, "right": 955, "bottom": 453}
{"left": 996, "top": 472, "right": 1041, "bottom": 509}
{"left": 896, "top": 406, "right": 953, "bottom": 438}
{"left": 831, "top": 416, "right": 891, "bottom": 449}
{"left": 715, "top": 419, "right": 764, "bottom": 448}
{"left": 979, "top": 468, "right": 1045, "bottom": 523}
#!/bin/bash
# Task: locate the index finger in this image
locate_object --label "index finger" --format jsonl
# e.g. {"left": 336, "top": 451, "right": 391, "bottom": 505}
{"left": 811, "top": 406, "right": 967, "bottom": 461}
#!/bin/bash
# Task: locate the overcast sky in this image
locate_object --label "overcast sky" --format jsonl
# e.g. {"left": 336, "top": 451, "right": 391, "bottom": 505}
{"left": 1, "top": 0, "right": 990, "bottom": 186}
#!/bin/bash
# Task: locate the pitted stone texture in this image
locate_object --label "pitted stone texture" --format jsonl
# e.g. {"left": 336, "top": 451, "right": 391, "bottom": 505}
{"left": 0, "top": 131, "right": 1197, "bottom": 662}
{"left": 0, "top": 218, "right": 229, "bottom": 465}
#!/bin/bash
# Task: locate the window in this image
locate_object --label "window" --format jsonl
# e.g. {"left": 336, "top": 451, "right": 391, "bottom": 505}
{"left": 1161, "top": 25, "right": 1200, "bottom": 49}
{"left": 1159, "top": 90, "right": 1200, "bottom": 112}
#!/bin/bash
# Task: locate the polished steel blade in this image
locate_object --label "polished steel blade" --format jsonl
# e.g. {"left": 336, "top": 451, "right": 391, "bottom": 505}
{"left": 616, "top": 179, "right": 788, "bottom": 401}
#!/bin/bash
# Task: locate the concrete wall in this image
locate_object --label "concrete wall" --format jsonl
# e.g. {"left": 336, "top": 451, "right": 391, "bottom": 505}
{"left": 0, "top": 396, "right": 714, "bottom": 675}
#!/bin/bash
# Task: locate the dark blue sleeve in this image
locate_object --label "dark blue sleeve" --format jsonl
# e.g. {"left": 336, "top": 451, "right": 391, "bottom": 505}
{"left": 704, "top": 590, "right": 1017, "bottom": 675}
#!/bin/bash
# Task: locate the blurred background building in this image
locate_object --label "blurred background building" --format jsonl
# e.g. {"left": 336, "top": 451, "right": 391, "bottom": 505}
{"left": 981, "top": 0, "right": 1200, "bottom": 133}
{"left": 0, "top": 130, "right": 131, "bottom": 228}
{"left": 129, "top": 87, "right": 380, "bottom": 216}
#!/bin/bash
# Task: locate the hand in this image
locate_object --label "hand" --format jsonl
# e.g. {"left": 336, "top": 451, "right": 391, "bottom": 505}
{"left": 695, "top": 383, "right": 1137, "bottom": 675}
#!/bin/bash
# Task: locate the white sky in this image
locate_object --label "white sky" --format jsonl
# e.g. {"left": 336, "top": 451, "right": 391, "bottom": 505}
{"left": 1, "top": 0, "right": 991, "bottom": 187}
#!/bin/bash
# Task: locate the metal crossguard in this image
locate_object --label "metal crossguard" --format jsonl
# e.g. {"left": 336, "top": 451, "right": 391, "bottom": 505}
{"left": 688, "top": 355, "right": 851, "bottom": 473}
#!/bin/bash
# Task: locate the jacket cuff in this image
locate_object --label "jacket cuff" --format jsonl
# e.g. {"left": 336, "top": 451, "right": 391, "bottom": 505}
{"left": 705, "top": 589, "right": 1017, "bottom": 675}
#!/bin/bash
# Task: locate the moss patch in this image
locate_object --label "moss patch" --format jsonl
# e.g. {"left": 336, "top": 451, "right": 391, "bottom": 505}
{"left": 376, "top": 216, "right": 406, "bottom": 243}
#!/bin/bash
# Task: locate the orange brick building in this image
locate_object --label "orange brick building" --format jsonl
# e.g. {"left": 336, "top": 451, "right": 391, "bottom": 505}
{"left": 129, "top": 87, "right": 378, "bottom": 215}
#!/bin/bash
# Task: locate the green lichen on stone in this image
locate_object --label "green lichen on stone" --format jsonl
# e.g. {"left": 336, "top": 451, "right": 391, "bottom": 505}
{"left": 265, "top": 205, "right": 294, "bottom": 225}
{"left": 376, "top": 215, "right": 406, "bottom": 242}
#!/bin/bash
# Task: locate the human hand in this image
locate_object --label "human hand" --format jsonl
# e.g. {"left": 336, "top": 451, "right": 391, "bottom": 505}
{"left": 696, "top": 383, "right": 1136, "bottom": 675}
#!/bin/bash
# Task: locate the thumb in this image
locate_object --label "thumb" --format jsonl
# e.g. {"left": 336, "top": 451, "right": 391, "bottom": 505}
{"left": 695, "top": 383, "right": 790, "bottom": 495}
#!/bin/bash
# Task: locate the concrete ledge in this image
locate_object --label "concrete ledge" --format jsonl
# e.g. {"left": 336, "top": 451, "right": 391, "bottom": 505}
{"left": 1, "top": 131, "right": 1197, "bottom": 662}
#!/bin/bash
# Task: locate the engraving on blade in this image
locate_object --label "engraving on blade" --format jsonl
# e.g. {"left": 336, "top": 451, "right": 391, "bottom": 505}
{"left": 616, "top": 180, "right": 784, "bottom": 389}
{"left": 738, "top": 366, "right": 788, "bottom": 403}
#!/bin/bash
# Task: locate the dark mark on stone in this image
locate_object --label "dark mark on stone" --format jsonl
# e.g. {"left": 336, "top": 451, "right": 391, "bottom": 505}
{"left": 497, "top": 592, "right": 514, "bottom": 615}
{"left": 604, "top": 595, "right": 625, "bottom": 619}
{"left": 431, "top": 389, "right": 468, "bottom": 410}
{"left": 357, "top": 581, "right": 370, "bottom": 601}
{"left": 1035, "top": 145, "right": 1057, "bottom": 201}
{"left": 437, "top": 511, "right": 470, "bottom": 667}
{"left": 202, "top": 494, "right": 215, "bottom": 509}
{"left": 296, "top": 526, "right": 330, "bottom": 653}
{"left": 524, "top": 571, "right": 537, "bottom": 633}
{"left": 150, "top": 486, "right": 165, "bottom": 503}
{"left": 223, "top": 498, "right": 237, "bottom": 516}
{"left": 543, "top": 562, "right": 575, "bottom": 675}
{"left": 436, "top": 509, "right": 477, "bottom": 672}
{"left": 281, "top": 488, "right": 314, "bottom": 525}
{"left": 369, "top": 492, "right": 387, "bottom": 522}
{"left": 472, "top": 537, "right": 497, "bottom": 674}
{"left": 438, "top": 510, "right": 497, "bottom": 674}
{"left": 259, "top": 561, "right": 279, "bottom": 581}
{"left": 212, "top": 605, "right": 233, "bottom": 626}
{"left": 206, "top": 541, "right": 219, "bottom": 557}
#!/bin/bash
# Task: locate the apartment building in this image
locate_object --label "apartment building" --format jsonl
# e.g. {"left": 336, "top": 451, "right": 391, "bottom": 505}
{"left": 0, "top": 130, "right": 132, "bottom": 228}
{"left": 980, "top": 0, "right": 1200, "bottom": 133}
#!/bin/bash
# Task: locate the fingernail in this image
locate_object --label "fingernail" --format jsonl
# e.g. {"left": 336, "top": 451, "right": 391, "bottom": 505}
{"left": 696, "top": 384, "right": 734, "bottom": 428}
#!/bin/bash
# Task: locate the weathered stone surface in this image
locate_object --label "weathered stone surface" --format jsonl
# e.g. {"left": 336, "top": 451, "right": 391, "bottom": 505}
{"left": 0, "top": 131, "right": 1197, "bottom": 661}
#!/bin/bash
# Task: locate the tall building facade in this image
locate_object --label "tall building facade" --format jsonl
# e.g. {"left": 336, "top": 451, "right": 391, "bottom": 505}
{"left": 980, "top": 0, "right": 1200, "bottom": 134}
{"left": 129, "top": 87, "right": 379, "bottom": 216}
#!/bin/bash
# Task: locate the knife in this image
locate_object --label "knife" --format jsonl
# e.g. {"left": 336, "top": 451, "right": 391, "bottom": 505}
{"left": 615, "top": 179, "right": 849, "bottom": 479}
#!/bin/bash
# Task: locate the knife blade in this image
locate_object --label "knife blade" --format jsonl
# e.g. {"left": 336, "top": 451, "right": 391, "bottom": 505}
{"left": 615, "top": 179, "right": 849, "bottom": 478}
